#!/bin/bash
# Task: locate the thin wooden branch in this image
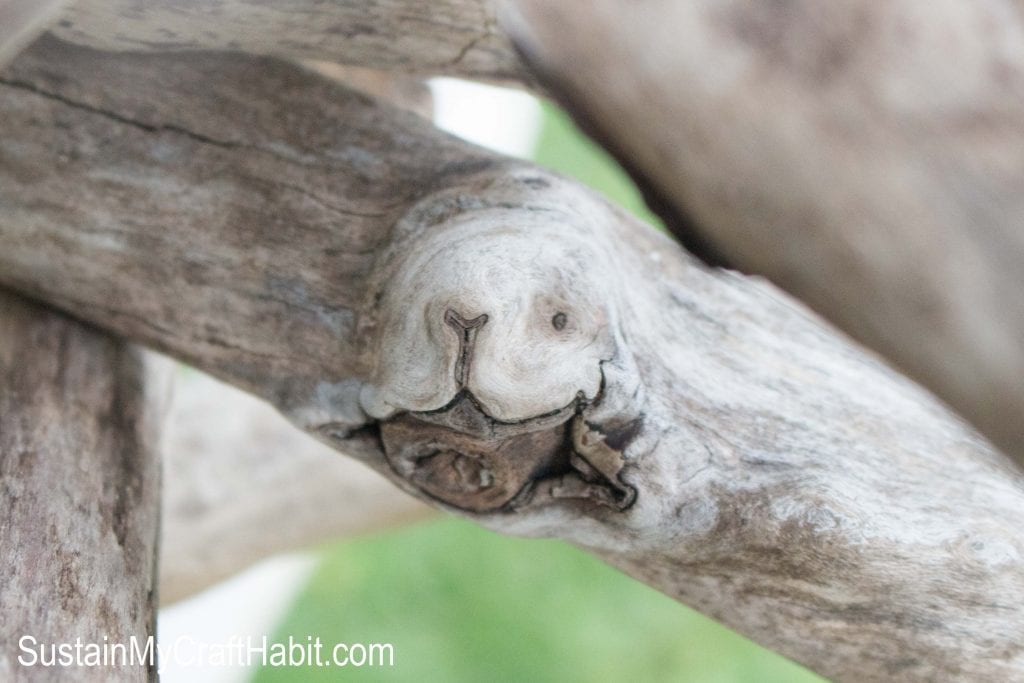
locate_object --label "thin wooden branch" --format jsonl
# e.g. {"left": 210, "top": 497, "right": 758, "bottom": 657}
{"left": 2, "top": 39, "right": 1024, "bottom": 680}
{"left": 0, "top": 293, "right": 164, "bottom": 681}
{"left": 505, "top": 0, "right": 1024, "bottom": 468}
{"left": 50, "top": 0, "right": 531, "bottom": 86}
{"left": 161, "top": 370, "right": 430, "bottom": 604}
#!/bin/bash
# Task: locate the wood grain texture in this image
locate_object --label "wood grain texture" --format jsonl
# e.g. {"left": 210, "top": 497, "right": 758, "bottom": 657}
{"left": 2, "top": 40, "right": 1024, "bottom": 680}
{"left": 0, "top": 293, "right": 164, "bottom": 681}
{"left": 51, "top": 0, "right": 531, "bottom": 85}
{"left": 505, "top": 0, "right": 1024, "bottom": 470}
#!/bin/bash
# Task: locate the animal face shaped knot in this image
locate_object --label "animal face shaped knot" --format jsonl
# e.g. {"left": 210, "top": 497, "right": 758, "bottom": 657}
{"left": 360, "top": 206, "right": 621, "bottom": 422}
{"left": 362, "top": 195, "right": 643, "bottom": 514}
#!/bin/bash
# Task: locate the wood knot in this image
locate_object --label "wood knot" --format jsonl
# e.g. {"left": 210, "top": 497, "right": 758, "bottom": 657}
{"left": 381, "top": 414, "right": 569, "bottom": 512}
{"left": 380, "top": 406, "right": 638, "bottom": 514}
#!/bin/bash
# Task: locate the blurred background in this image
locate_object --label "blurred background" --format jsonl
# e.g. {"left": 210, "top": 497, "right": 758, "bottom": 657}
{"left": 158, "top": 79, "right": 823, "bottom": 683}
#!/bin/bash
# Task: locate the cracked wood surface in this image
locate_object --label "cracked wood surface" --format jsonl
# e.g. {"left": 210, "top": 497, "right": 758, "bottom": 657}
{"left": 506, "top": 0, "right": 1024, "bottom": 470}
{"left": 49, "top": 0, "right": 531, "bottom": 86}
{"left": 0, "top": 293, "right": 164, "bottom": 681}
{"left": 2, "top": 40, "right": 1024, "bottom": 680}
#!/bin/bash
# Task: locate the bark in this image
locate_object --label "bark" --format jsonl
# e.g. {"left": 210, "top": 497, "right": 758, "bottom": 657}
{"left": 161, "top": 370, "right": 430, "bottom": 604}
{"left": 50, "top": 0, "right": 531, "bottom": 86}
{"left": 505, "top": 0, "right": 1024, "bottom": 469}
{"left": 2, "top": 39, "right": 1024, "bottom": 680}
{"left": 0, "top": 293, "right": 165, "bottom": 681}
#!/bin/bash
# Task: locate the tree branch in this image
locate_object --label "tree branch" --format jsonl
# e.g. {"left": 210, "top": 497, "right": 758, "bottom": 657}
{"left": 50, "top": 0, "right": 531, "bottom": 86}
{"left": 0, "top": 293, "right": 164, "bottom": 681}
{"left": 505, "top": 0, "right": 1024, "bottom": 468}
{"left": 2, "top": 39, "right": 1024, "bottom": 680}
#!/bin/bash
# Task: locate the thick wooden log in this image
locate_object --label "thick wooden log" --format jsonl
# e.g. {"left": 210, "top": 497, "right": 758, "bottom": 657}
{"left": 2, "top": 39, "right": 1024, "bottom": 680}
{"left": 0, "top": 293, "right": 164, "bottom": 681}
{"left": 156, "top": 45, "right": 436, "bottom": 604}
{"left": 505, "top": 0, "right": 1024, "bottom": 468}
{"left": 51, "top": 0, "right": 530, "bottom": 85}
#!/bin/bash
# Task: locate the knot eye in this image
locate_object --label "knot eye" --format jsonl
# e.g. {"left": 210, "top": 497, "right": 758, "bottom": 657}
{"left": 551, "top": 312, "right": 568, "bottom": 331}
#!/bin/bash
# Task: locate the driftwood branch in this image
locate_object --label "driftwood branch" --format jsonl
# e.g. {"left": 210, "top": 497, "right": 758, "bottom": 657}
{"left": 157, "top": 51, "right": 435, "bottom": 604}
{"left": 40, "top": 0, "right": 1024, "bottom": 472}
{"left": 51, "top": 0, "right": 530, "bottom": 86}
{"left": 2, "top": 39, "right": 1024, "bottom": 681}
{"left": 161, "top": 370, "right": 430, "bottom": 604}
{"left": 505, "top": 0, "right": 1024, "bottom": 468}
{"left": 0, "top": 293, "right": 164, "bottom": 681}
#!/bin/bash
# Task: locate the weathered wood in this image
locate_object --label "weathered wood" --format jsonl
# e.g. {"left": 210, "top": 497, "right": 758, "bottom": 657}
{"left": 505, "top": 0, "right": 1024, "bottom": 469}
{"left": 2, "top": 40, "right": 1024, "bottom": 680}
{"left": 0, "top": 36, "right": 487, "bottom": 418}
{"left": 51, "top": 0, "right": 531, "bottom": 85}
{"left": 0, "top": 293, "right": 164, "bottom": 681}
{"left": 161, "top": 370, "right": 430, "bottom": 604}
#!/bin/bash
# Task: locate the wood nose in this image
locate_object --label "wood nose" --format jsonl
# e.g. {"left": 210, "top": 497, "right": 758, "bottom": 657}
{"left": 444, "top": 308, "right": 488, "bottom": 388}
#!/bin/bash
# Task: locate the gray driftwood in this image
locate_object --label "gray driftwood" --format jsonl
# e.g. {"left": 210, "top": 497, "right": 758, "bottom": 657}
{"left": 2, "top": 40, "right": 1024, "bottom": 681}
{"left": 47, "top": 0, "right": 1024, "bottom": 472}
{"left": 505, "top": 0, "right": 1024, "bottom": 469}
{"left": 51, "top": 0, "right": 529, "bottom": 86}
{"left": 156, "top": 49, "right": 436, "bottom": 605}
{"left": 0, "top": 293, "right": 165, "bottom": 681}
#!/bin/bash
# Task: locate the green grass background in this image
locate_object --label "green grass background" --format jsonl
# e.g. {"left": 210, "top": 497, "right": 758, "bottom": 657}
{"left": 253, "top": 103, "right": 824, "bottom": 683}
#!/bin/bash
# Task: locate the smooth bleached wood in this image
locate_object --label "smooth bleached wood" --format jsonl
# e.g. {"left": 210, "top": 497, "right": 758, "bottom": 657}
{"left": 0, "top": 293, "right": 164, "bottom": 681}
{"left": 2, "top": 40, "right": 1024, "bottom": 680}
{"left": 505, "top": 0, "right": 1024, "bottom": 468}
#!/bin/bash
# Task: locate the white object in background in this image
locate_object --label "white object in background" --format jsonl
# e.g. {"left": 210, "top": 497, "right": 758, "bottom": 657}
{"left": 158, "top": 555, "right": 316, "bottom": 683}
{"left": 430, "top": 78, "right": 542, "bottom": 158}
